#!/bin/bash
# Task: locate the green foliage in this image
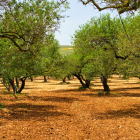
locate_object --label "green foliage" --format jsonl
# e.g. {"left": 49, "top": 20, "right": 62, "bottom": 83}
{"left": 0, "top": 30, "right": 61, "bottom": 93}
{"left": 0, "top": 0, "right": 69, "bottom": 54}
{"left": 59, "top": 81, "right": 70, "bottom": 84}
{"left": 115, "top": 12, "right": 140, "bottom": 77}
{"left": 71, "top": 13, "right": 120, "bottom": 81}
{"left": 71, "top": 12, "right": 140, "bottom": 86}
{"left": 77, "top": 86, "right": 91, "bottom": 91}
{"left": 0, "top": 103, "right": 4, "bottom": 108}
{"left": 97, "top": 91, "right": 104, "bottom": 95}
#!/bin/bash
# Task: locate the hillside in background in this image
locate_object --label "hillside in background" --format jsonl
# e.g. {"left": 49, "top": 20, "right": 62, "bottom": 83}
{"left": 59, "top": 45, "right": 74, "bottom": 55}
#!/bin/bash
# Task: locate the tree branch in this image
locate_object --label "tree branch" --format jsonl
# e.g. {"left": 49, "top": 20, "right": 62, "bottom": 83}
{"left": 0, "top": 34, "right": 34, "bottom": 55}
{"left": 105, "top": 40, "right": 129, "bottom": 60}
{"left": 79, "top": 0, "right": 140, "bottom": 14}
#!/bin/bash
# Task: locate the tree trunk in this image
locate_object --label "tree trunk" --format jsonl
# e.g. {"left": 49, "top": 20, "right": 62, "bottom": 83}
{"left": 8, "top": 78, "right": 17, "bottom": 95}
{"left": 44, "top": 76, "right": 47, "bottom": 82}
{"left": 62, "top": 77, "right": 66, "bottom": 83}
{"left": 100, "top": 75, "right": 110, "bottom": 92}
{"left": 85, "top": 80, "right": 90, "bottom": 88}
{"left": 30, "top": 77, "right": 33, "bottom": 81}
{"left": 16, "top": 77, "right": 19, "bottom": 88}
{"left": 0, "top": 77, "right": 10, "bottom": 91}
{"left": 67, "top": 75, "right": 71, "bottom": 80}
{"left": 17, "top": 77, "right": 27, "bottom": 93}
{"left": 74, "top": 74, "right": 86, "bottom": 88}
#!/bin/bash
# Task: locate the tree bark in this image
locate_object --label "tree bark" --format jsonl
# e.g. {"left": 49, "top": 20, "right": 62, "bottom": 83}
{"left": 30, "top": 77, "right": 33, "bottom": 81}
{"left": 100, "top": 75, "right": 110, "bottom": 92}
{"left": 17, "top": 77, "right": 27, "bottom": 93}
{"left": 67, "top": 74, "right": 71, "bottom": 80}
{"left": 74, "top": 74, "right": 85, "bottom": 87}
{"left": 74, "top": 73, "right": 90, "bottom": 88}
{"left": 16, "top": 77, "right": 19, "bottom": 88}
{"left": 62, "top": 77, "right": 66, "bottom": 83}
{"left": 8, "top": 78, "right": 17, "bottom": 95}
{"left": 85, "top": 80, "right": 90, "bottom": 88}
{"left": 44, "top": 76, "right": 47, "bottom": 82}
{"left": 0, "top": 77, "right": 10, "bottom": 91}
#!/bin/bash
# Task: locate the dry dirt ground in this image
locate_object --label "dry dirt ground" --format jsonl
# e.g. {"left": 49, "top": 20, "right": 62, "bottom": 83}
{"left": 0, "top": 75, "right": 140, "bottom": 140}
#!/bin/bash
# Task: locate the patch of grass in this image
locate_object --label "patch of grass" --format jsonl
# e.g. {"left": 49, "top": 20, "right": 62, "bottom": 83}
{"left": 0, "top": 116, "right": 2, "bottom": 118}
{"left": 16, "top": 93, "right": 27, "bottom": 97}
{"left": 19, "top": 104, "right": 26, "bottom": 108}
{"left": 0, "top": 103, "right": 4, "bottom": 108}
{"left": 77, "top": 87, "right": 91, "bottom": 91}
{"left": 2, "top": 91, "right": 8, "bottom": 94}
{"left": 9, "top": 94, "right": 13, "bottom": 97}
{"left": 111, "top": 92, "right": 121, "bottom": 96}
{"left": 59, "top": 82, "right": 70, "bottom": 84}
{"left": 90, "top": 83, "right": 94, "bottom": 85}
{"left": 59, "top": 82, "right": 64, "bottom": 84}
{"left": 15, "top": 93, "right": 22, "bottom": 96}
{"left": 97, "top": 91, "right": 121, "bottom": 96}
{"left": 97, "top": 91, "right": 104, "bottom": 95}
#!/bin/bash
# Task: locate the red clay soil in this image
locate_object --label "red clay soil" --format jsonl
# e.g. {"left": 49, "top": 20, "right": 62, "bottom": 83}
{"left": 0, "top": 75, "right": 140, "bottom": 140}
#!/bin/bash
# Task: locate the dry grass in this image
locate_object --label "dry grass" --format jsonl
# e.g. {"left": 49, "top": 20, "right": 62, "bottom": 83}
{"left": 0, "top": 75, "right": 140, "bottom": 139}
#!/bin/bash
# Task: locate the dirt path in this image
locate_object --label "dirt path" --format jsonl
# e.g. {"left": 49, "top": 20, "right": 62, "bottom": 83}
{"left": 0, "top": 76, "right": 140, "bottom": 140}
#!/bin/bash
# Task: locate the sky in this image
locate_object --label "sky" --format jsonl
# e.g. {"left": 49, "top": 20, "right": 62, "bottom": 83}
{"left": 55, "top": 1, "right": 119, "bottom": 46}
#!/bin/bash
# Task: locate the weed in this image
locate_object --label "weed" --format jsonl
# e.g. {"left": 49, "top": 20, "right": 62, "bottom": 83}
{"left": 97, "top": 91, "right": 104, "bottom": 95}
{"left": 19, "top": 104, "right": 26, "bottom": 108}
{"left": 0, "top": 116, "right": 2, "bottom": 118}
{"left": 59, "top": 82, "right": 64, "bottom": 84}
{"left": 77, "top": 87, "right": 90, "bottom": 91}
{"left": 59, "top": 82, "right": 70, "bottom": 84}
{"left": 0, "top": 103, "right": 4, "bottom": 108}
{"left": 16, "top": 93, "right": 21, "bottom": 96}
{"left": 2, "top": 91, "right": 7, "bottom": 94}
{"left": 90, "top": 83, "right": 94, "bottom": 85}
{"left": 9, "top": 94, "right": 13, "bottom": 97}
{"left": 111, "top": 92, "right": 121, "bottom": 96}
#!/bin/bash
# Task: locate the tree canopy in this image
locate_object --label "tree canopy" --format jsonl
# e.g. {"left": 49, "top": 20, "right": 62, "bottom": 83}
{"left": 0, "top": 0, "right": 69, "bottom": 55}
{"left": 70, "top": 12, "right": 140, "bottom": 91}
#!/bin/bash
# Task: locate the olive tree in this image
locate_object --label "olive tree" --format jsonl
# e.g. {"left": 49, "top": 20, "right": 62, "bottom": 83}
{"left": 0, "top": 36, "right": 61, "bottom": 94}
{"left": 0, "top": 0, "right": 69, "bottom": 54}
{"left": 71, "top": 13, "right": 124, "bottom": 92}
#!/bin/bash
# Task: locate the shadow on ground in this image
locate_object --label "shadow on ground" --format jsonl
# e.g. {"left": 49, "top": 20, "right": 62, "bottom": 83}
{"left": 27, "top": 95, "right": 85, "bottom": 103}
{"left": 1, "top": 103, "right": 73, "bottom": 121}
{"left": 95, "top": 104, "right": 140, "bottom": 120}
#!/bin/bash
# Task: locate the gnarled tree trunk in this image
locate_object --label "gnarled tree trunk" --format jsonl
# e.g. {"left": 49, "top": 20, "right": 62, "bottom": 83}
{"left": 62, "top": 77, "right": 66, "bottom": 83}
{"left": 74, "top": 73, "right": 90, "bottom": 88}
{"left": 30, "top": 77, "right": 33, "bottom": 81}
{"left": 16, "top": 77, "right": 19, "bottom": 88}
{"left": 8, "top": 78, "right": 17, "bottom": 95}
{"left": 8, "top": 76, "right": 27, "bottom": 95}
{"left": 17, "top": 77, "right": 27, "bottom": 93}
{"left": 100, "top": 75, "right": 110, "bottom": 92}
{"left": 44, "top": 76, "right": 47, "bottom": 82}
